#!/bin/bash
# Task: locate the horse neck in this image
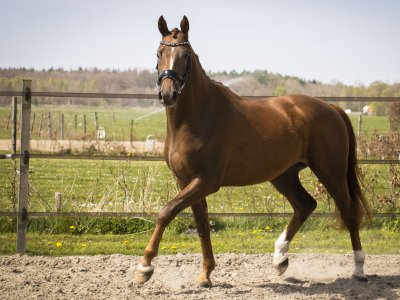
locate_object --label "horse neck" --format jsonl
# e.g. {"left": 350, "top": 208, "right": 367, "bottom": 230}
{"left": 166, "top": 54, "right": 214, "bottom": 133}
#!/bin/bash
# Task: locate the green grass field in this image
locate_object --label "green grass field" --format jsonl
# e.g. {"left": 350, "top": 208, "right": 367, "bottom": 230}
{"left": 0, "top": 223, "right": 399, "bottom": 255}
{"left": 1, "top": 159, "right": 398, "bottom": 214}
{"left": 0, "top": 105, "right": 391, "bottom": 142}
{"left": 0, "top": 106, "right": 166, "bottom": 141}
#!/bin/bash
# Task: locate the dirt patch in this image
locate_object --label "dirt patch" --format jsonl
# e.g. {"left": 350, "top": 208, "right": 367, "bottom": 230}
{"left": 0, "top": 139, "right": 164, "bottom": 154}
{"left": 0, "top": 253, "right": 399, "bottom": 299}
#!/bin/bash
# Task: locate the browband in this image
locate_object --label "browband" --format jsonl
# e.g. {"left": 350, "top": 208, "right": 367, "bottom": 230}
{"left": 160, "top": 41, "right": 190, "bottom": 47}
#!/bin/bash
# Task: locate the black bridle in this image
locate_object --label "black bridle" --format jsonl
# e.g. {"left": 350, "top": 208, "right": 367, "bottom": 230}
{"left": 156, "top": 41, "right": 191, "bottom": 94}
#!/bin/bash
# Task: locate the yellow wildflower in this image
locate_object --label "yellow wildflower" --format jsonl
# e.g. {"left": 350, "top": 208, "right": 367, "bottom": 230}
{"left": 55, "top": 241, "right": 62, "bottom": 247}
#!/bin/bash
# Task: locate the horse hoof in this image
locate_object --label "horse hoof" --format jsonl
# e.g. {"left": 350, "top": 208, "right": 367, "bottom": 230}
{"left": 135, "top": 264, "right": 155, "bottom": 284}
{"left": 274, "top": 258, "right": 289, "bottom": 276}
{"left": 198, "top": 280, "right": 212, "bottom": 288}
{"left": 352, "top": 274, "right": 368, "bottom": 282}
{"left": 197, "top": 274, "right": 212, "bottom": 288}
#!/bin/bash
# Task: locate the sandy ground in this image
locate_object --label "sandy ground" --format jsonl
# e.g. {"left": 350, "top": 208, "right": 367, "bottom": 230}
{"left": 0, "top": 253, "right": 399, "bottom": 299}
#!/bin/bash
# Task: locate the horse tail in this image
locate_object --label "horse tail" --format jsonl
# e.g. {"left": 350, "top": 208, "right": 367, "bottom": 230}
{"left": 332, "top": 105, "right": 371, "bottom": 227}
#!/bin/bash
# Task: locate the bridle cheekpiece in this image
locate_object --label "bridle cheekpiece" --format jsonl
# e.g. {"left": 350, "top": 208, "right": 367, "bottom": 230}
{"left": 156, "top": 41, "right": 191, "bottom": 94}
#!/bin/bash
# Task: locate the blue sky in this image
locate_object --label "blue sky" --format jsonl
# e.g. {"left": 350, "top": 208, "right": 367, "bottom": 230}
{"left": 0, "top": 0, "right": 399, "bottom": 85}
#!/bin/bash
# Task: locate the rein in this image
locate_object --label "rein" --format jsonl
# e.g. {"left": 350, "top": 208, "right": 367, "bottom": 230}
{"left": 156, "top": 41, "right": 191, "bottom": 94}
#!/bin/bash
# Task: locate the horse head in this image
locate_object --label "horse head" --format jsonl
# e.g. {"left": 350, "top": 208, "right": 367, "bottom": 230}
{"left": 156, "top": 16, "right": 192, "bottom": 107}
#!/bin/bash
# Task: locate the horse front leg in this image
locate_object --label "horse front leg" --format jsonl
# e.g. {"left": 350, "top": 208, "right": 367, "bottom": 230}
{"left": 191, "top": 199, "right": 215, "bottom": 287}
{"left": 135, "top": 178, "right": 216, "bottom": 284}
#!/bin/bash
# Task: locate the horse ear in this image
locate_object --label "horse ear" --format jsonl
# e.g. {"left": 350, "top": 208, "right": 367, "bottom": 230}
{"left": 158, "top": 16, "right": 169, "bottom": 36}
{"left": 180, "top": 15, "right": 189, "bottom": 37}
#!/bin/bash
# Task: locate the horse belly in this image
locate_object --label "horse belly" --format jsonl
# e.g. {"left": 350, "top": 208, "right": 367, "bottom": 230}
{"left": 222, "top": 141, "right": 301, "bottom": 186}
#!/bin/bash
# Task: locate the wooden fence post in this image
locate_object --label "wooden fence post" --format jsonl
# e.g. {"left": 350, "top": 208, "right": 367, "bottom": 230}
{"left": 17, "top": 79, "right": 31, "bottom": 253}
{"left": 130, "top": 120, "right": 133, "bottom": 142}
{"left": 11, "top": 97, "right": 17, "bottom": 154}
{"left": 94, "top": 112, "right": 99, "bottom": 131}
{"left": 30, "top": 112, "right": 36, "bottom": 135}
{"left": 38, "top": 113, "right": 43, "bottom": 137}
{"left": 83, "top": 114, "right": 87, "bottom": 134}
{"left": 48, "top": 112, "right": 52, "bottom": 139}
{"left": 55, "top": 192, "right": 62, "bottom": 213}
{"left": 60, "top": 114, "right": 65, "bottom": 140}
{"left": 18, "top": 113, "right": 21, "bottom": 131}
{"left": 74, "top": 114, "right": 77, "bottom": 130}
{"left": 357, "top": 114, "right": 362, "bottom": 137}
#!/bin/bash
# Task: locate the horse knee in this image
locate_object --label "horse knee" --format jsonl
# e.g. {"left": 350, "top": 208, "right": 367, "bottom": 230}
{"left": 156, "top": 206, "right": 175, "bottom": 227}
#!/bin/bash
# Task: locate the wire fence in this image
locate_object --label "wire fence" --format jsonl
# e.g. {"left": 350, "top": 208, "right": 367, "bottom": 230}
{"left": 1, "top": 80, "right": 400, "bottom": 253}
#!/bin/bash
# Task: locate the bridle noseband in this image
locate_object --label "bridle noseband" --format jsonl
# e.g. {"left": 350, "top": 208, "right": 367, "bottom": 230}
{"left": 156, "top": 41, "right": 191, "bottom": 94}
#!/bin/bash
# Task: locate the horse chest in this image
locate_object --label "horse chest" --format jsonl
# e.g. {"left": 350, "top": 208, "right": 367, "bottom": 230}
{"left": 166, "top": 134, "right": 210, "bottom": 181}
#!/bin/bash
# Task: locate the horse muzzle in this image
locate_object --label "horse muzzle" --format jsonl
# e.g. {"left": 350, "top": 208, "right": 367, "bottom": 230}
{"left": 159, "top": 83, "right": 178, "bottom": 108}
{"left": 158, "top": 78, "right": 178, "bottom": 107}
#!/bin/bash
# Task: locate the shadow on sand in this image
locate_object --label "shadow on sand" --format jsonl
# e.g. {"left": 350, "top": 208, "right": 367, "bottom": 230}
{"left": 257, "top": 274, "right": 400, "bottom": 299}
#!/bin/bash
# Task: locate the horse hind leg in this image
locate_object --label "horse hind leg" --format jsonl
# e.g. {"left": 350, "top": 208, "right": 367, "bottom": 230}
{"left": 329, "top": 185, "right": 367, "bottom": 281}
{"left": 310, "top": 165, "right": 367, "bottom": 282}
{"left": 191, "top": 199, "right": 215, "bottom": 287}
{"left": 270, "top": 166, "right": 317, "bottom": 275}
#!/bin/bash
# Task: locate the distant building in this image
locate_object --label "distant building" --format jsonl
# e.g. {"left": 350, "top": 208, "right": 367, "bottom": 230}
{"left": 362, "top": 105, "right": 373, "bottom": 115}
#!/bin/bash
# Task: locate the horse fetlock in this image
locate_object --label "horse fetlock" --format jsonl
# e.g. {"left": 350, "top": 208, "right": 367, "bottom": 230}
{"left": 135, "top": 263, "right": 155, "bottom": 284}
{"left": 273, "top": 229, "right": 290, "bottom": 275}
{"left": 143, "top": 246, "right": 158, "bottom": 262}
{"left": 352, "top": 250, "right": 366, "bottom": 281}
{"left": 203, "top": 261, "right": 216, "bottom": 272}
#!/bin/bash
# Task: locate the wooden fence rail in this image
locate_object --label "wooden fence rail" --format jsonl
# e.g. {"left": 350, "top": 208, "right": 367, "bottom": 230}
{"left": 1, "top": 90, "right": 400, "bottom": 102}
{"left": 1, "top": 82, "right": 400, "bottom": 254}
{"left": 1, "top": 153, "right": 400, "bottom": 164}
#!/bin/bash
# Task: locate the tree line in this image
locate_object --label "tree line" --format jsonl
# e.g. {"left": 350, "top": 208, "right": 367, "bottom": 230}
{"left": 0, "top": 67, "right": 399, "bottom": 117}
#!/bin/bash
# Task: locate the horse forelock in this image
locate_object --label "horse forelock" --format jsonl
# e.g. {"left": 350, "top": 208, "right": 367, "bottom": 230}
{"left": 171, "top": 28, "right": 179, "bottom": 38}
{"left": 162, "top": 28, "right": 188, "bottom": 43}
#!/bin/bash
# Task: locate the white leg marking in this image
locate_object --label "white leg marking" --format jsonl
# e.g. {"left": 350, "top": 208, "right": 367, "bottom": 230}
{"left": 273, "top": 229, "right": 290, "bottom": 266}
{"left": 353, "top": 250, "right": 366, "bottom": 278}
{"left": 137, "top": 263, "right": 155, "bottom": 273}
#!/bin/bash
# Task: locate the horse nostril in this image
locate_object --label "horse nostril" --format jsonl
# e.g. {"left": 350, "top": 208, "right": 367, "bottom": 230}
{"left": 172, "top": 90, "right": 177, "bottom": 100}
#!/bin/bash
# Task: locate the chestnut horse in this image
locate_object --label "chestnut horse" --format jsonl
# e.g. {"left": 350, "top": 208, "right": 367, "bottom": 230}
{"left": 135, "top": 16, "right": 370, "bottom": 287}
